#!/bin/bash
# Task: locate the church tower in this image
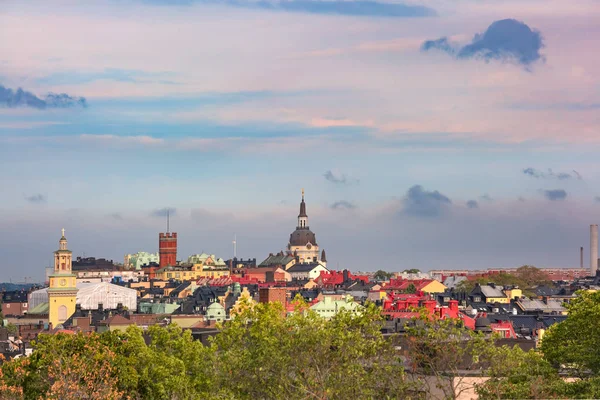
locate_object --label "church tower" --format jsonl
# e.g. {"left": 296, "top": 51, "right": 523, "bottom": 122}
{"left": 48, "top": 229, "right": 78, "bottom": 328}
{"left": 288, "top": 190, "right": 322, "bottom": 264}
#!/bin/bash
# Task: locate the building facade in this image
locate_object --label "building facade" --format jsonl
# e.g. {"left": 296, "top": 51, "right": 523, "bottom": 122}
{"left": 124, "top": 251, "right": 159, "bottom": 270}
{"left": 159, "top": 232, "right": 177, "bottom": 267}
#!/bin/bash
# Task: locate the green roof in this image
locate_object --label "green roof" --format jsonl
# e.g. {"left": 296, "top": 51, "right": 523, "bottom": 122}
{"left": 28, "top": 302, "right": 49, "bottom": 315}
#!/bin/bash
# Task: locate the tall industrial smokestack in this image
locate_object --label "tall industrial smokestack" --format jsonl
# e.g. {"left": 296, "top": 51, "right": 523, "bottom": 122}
{"left": 581, "top": 246, "right": 584, "bottom": 269}
{"left": 591, "top": 225, "right": 598, "bottom": 276}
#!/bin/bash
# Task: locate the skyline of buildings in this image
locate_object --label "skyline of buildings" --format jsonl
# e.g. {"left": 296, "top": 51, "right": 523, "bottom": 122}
{"left": 5, "top": 190, "right": 600, "bottom": 284}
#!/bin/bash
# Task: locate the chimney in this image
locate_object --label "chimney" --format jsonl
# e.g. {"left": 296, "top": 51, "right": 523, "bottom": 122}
{"left": 423, "top": 300, "right": 436, "bottom": 314}
{"left": 591, "top": 225, "right": 598, "bottom": 276}
{"left": 448, "top": 300, "right": 459, "bottom": 313}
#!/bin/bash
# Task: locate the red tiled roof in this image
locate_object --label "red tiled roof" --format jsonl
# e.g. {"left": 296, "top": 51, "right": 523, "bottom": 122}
{"left": 315, "top": 270, "right": 369, "bottom": 286}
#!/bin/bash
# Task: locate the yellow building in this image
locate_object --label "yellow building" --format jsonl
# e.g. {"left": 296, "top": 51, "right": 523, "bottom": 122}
{"left": 473, "top": 284, "right": 510, "bottom": 304}
{"left": 155, "top": 265, "right": 194, "bottom": 281}
{"left": 504, "top": 287, "right": 522, "bottom": 300}
{"left": 48, "top": 229, "right": 78, "bottom": 328}
{"left": 154, "top": 254, "right": 230, "bottom": 281}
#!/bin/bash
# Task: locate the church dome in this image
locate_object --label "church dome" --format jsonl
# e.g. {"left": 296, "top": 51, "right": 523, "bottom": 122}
{"left": 289, "top": 229, "right": 317, "bottom": 247}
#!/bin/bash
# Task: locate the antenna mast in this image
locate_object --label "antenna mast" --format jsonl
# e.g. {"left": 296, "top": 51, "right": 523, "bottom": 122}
{"left": 167, "top": 209, "right": 170, "bottom": 233}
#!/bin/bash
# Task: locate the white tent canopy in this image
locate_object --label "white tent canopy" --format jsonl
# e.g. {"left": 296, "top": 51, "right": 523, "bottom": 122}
{"left": 29, "top": 282, "right": 137, "bottom": 311}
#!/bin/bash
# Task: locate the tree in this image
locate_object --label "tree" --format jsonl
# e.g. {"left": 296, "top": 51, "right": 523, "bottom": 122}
{"left": 404, "top": 310, "right": 491, "bottom": 400}
{"left": 5, "top": 324, "right": 17, "bottom": 335}
{"left": 211, "top": 300, "right": 415, "bottom": 399}
{"left": 373, "top": 270, "right": 393, "bottom": 281}
{"left": 473, "top": 290, "right": 600, "bottom": 399}
{"left": 515, "top": 265, "right": 550, "bottom": 287}
{"left": 475, "top": 344, "right": 563, "bottom": 399}
{"left": 0, "top": 326, "right": 215, "bottom": 400}
{"left": 403, "top": 269, "right": 420, "bottom": 274}
{"left": 0, "top": 332, "right": 123, "bottom": 400}
{"left": 541, "top": 290, "right": 600, "bottom": 376}
{"left": 404, "top": 283, "right": 417, "bottom": 294}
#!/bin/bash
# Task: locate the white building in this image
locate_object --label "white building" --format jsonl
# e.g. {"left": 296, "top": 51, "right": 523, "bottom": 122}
{"left": 29, "top": 282, "right": 137, "bottom": 311}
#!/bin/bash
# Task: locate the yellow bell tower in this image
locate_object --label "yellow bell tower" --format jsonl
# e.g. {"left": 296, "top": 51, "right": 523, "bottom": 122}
{"left": 48, "top": 228, "right": 78, "bottom": 328}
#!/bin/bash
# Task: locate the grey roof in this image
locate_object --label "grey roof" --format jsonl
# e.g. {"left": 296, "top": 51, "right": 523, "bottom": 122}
{"left": 288, "top": 263, "right": 323, "bottom": 273}
{"left": 443, "top": 276, "right": 466, "bottom": 289}
{"left": 533, "top": 286, "right": 559, "bottom": 297}
{"left": 480, "top": 285, "right": 506, "bottom": 298}
{"left": 289, "top": 228, "right": 317, "bottom": 247}
{"left": 259, "top": 253, "right": 295, "bottom": 267}
{"left": 517, "top": 298, "right": 566, "bottom": 313}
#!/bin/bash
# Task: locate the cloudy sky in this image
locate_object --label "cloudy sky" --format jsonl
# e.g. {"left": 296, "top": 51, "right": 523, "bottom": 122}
{"left": 1, "top": 0, "right": 599, "bottom": 281}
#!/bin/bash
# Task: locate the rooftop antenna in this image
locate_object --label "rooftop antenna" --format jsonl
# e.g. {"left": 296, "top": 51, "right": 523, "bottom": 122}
{"left": 167, "top": 209, "right": 170, "bottom": 233}
{"left": 233, "top": 234, "right": 237, "bottom": 258}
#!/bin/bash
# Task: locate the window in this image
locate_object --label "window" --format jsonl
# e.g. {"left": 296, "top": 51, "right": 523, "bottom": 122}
{"left": 58, "top": 305, "right": 68, "bottom": 322}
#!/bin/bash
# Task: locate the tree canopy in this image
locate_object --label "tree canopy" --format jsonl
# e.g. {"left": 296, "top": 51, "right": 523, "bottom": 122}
{"left": 373, "top": 269, "right": 394, "bottom": 281}
{"left": 0, "top": 301, "right": 415, "bottom": 399}
{"left": 2, "top": 290, "right": 600, "bottom": 399}
{"left": 456, "top": 265, "right": 550, "bottom": 296}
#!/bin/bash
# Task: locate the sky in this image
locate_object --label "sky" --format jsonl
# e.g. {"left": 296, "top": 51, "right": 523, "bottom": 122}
{"left": 0, "top": 0, "right": 599, "bottom": 281}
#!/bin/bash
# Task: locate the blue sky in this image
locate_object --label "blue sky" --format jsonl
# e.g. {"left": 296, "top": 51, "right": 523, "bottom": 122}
{"left": 0, "top": 0, "right": 599, "bottom": 281}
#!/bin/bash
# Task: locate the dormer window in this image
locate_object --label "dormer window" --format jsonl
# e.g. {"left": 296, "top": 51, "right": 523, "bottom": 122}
{"left": 474, "top": 296, "right": 481, "bottom": 303}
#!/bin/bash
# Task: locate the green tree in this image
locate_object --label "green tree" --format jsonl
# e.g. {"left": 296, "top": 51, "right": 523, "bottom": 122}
{"left": 541, "top": 290, "right": 600, "bottom": 376}
{"left": 212, "top": 300, "right": 415, "bottom": 399}
{"left": 0, "top": 325, "right": 215, "bottom": 400}
{"left": 474, "top": 290, "right": 600, "bottom": 399}
{"left": 404, "top": 311, "right": 491, "bottom": 400}
{"left": 515, "top": 265, "right": 550, "bottom": 287}
{"left": 404, "top": 283, "right": 417, "bottom": 294}
{"left": 475, "top": 344, "right": 562, "bottom": 399}
{"left": 373, "top": 269, "right": 393, "bottom": 281}
{"left": 403, "top": 269, "right": 420, "bottom": 274}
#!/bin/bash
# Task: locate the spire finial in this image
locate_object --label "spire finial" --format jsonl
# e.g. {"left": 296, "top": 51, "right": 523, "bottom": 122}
{"left": 302, "top": 188, "right": 305, "bottom": 200}
{"left": 61, "top": 228, "right": 65, "bottom": 238}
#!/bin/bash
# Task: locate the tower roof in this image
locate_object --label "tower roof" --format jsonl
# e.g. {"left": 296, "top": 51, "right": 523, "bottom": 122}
{"left": 289, "top": 229, "right": 317, "bottom": 247}
{"left": 298, "top": 189, "right": 307, "bottom": 218}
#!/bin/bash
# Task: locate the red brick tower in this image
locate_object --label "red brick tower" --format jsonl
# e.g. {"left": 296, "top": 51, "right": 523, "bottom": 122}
{"left": 159, "top": 232, "right": 177, "bottom": 267}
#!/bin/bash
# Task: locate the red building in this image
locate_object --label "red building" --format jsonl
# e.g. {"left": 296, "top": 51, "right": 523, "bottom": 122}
{"left": 159, "top": 232, "right": 177, "bottom": 267}
{"left": 314, "top": 270, "right": 369, "bottom": 288}
{"left": 259, "top": 287, "right": 288, "bottom": 307}
{"left": 382, "top": 294, "right": 476, "bottom": 329}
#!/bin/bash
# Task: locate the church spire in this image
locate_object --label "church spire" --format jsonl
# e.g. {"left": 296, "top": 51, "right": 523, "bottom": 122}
{"left": 299, "top": 189, "right": 307, "bottom": 218}
{"left": 298, "top": 189, "right": 308, "bottom": 229}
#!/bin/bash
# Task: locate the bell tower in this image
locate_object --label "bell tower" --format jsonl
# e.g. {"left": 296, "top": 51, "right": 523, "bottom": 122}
{"left": 48, "top": 229, "right": 78, "bottom": 328}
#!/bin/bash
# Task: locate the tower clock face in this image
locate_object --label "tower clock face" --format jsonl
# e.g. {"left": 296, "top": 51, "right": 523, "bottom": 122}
{"left": 59, "top": 279, "right": 67, "bottom": 287}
